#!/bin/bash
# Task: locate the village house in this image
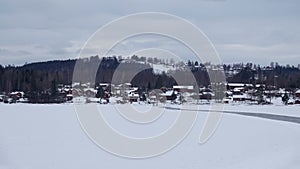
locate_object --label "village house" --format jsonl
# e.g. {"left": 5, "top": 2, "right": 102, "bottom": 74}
{"left": 226, "top": 83, "right": 253, "bottom": 91}
{"left": 199, "top": 88, "right": 214, "bottom": 100}
{"left": 148, "top": 91, "right": 160, "bottom": 105}
{"left": 160, "top": 90, "right": 177, "bottom": 101}
{"left": 84, "top": 88, "right": 97, "bottom": 97}
{"left": 295, "top": 89, "right": 300, "bottom": 98}
{"left": 0, "top": 94, "right": 5, "bottom": 102}
{"left": 128, "top": 92, "right": 139, "bottom": 103}
{"left": 99, "top": 83, "right": 110, "bottom": 91}
{"left": 295, "top": 89, "right": 300, "bottom": 104}
{"left": 8, "top": 91, "right": 25, "bottom": 103}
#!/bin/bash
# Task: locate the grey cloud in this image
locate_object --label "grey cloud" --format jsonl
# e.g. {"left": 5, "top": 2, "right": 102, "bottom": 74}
{"left": 0, "top": 0, "right": 299, "bottom": 65}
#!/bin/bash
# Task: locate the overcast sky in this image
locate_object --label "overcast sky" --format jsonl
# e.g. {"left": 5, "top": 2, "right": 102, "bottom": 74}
{"left": 0, "top": 0, "right": 299, "bottom": 66}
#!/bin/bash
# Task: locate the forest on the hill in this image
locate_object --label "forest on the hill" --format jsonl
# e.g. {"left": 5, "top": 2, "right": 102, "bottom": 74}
{"left": 0, "top": 56, "right": 300, "bottom": 95}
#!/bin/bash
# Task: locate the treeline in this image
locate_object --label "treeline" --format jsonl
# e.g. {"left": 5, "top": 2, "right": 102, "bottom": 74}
{"left": 225, "top": 63, "right": 300, "bottom": 89}
{"left": 0, "top": 56, "right": 300, "bottom": 95}
{"left": 0, "top": 59, "right": 75, "bottom": 93}
{"left": 0, "top": 56, "right": 209, "bottom": 94}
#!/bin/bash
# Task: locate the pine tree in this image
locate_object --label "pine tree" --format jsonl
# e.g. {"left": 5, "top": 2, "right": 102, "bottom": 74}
{"left": 282, "top": 93, "right": 289, "bottom": 105}
{"left": 96, "top": 87, "right": 105, "bottom": 101}
{"left": 51, "top": 79, "right": 57, "bottom": 96}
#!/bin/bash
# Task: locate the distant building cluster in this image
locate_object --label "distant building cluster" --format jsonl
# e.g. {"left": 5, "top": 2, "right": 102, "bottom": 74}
{"left": 1, "top": 56, "right": 300, "bottom": 105}
{"left": 2, "top": 81, "right": 299, "bottom": 106}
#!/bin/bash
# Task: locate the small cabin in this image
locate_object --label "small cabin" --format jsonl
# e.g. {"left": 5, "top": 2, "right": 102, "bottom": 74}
{"left": 295, "top": 90, "right": 300, "bottom": 98}
{"left": 161, "top": 90, "right": 177, "bottom": 101}
{"left": 128, "top": 92, "right": 139, "bottom": 103}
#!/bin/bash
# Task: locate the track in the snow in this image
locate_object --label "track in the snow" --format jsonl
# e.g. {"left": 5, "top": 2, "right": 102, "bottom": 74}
{"left": 164, "top": 106, "right": 300, "bottom": 124}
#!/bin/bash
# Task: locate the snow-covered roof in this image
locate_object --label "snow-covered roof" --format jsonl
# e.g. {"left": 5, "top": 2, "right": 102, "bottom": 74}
{"left": 149, "top": 96, "right": 157, "bottom": 99}
{"left": 128, "top": 93, "right": 139, "bottom": 98}
{"left": 264, "top": 90, "right": 276, "bottom": 94}
{"left": 10, "top": 91, "right": 24, "bottom": 95}
{"left": 99, "top": 83, "right": 110, "bottom": 87}
{"left": 83, "top": 88, "right": 97, "bottom": 92}
{"left": 173, "top": 85, "right": 194, "bottom": 90}
{"left": 223, "top": 98, "right": 231, "bottom": 101}
{"left": 225, "top": 91, "right": 233, "bottom": 95}
{"left": 255, "top": 84, "right": 265, "bottom": 88}
{"left": 278, "top": 88, "right": 286, "bottom": 94}
{"left": 72, "top": 82, "right": 80, "bottom": 87}
{"left": 161, "top": 90, "right": 175, "bottom": 96}
{"left": 233, "top": 87, "right": 244, "bottom": 92}
{"left": 227, "top": 83, "right": 245, "bottom": 87}
{"left": 63, "top": 88, "right": 71, "bottom": 92}
{"left": 227, "top": 83, "right": 252, "bottom": 87}
{"left": 126, "top": 88, "right": 138, "bottom": 94}
{"left": 232, "top": 94, "right": 247, "bottom": 98}
{"left": 200, "top": 92, "right": 215, "bottom": 96}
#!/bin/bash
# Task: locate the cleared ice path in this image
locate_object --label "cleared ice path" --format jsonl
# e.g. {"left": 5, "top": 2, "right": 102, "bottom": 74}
{"left": 164, "top": 106, "right": 300, "bottom": 124}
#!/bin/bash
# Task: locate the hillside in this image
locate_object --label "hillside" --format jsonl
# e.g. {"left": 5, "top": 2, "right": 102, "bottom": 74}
{"left": 0, "top": 56, "right": 300, "bottom": 94}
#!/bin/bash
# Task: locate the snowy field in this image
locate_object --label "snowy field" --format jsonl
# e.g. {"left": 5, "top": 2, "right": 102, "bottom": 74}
{"left": 0, "top": 103, "right": 300, "bottom": 169}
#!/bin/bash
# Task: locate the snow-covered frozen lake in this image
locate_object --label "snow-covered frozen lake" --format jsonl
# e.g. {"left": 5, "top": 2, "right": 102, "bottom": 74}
{"left": 0, "top": 103, "right": 300, "bottom": 169}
